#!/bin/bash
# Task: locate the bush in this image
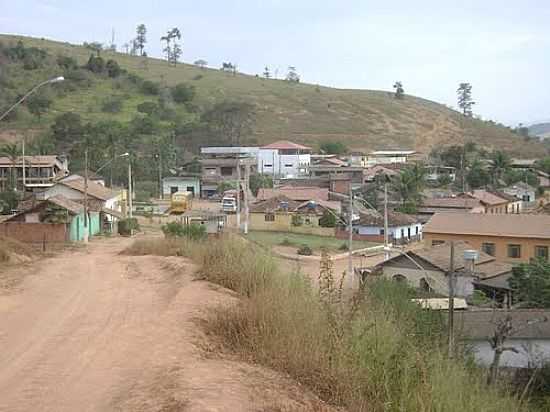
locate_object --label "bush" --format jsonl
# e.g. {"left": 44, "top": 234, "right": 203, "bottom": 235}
{"left": 86, "top": 54, "right": 104, "bottom": 73}
{"left": 105, "top": 59, "right": 121, "bottom": 78}
{"left": 56, "top": 55, "right": 78, "bottom": 70}
{"left": 161, "top": 222, "right": 206, "bottom": 241}
{"left": 0, "top": 190, "right": 19, "bottom": 214}
{"left": 297, "top": 244, "right": 313, "bottom": 255}
{"left": 118, "top": 218, "right": 140, "bottom": 236}
{"left": 171, "top": 83, "right": 195, "bottom": 103}
{"left": 338, "top": 243, "right": 348, "bottom": 251}
{"left": 101, "top": 96, "right": 123, "bottom": 113}
{"left": 137, "top": 101, "right": 159, "bottom": 115}
{"left": 141, "top": 80, "right": 160, "bottom": 95}
{"left": 318, "top": 209, "right": 336, "bottom": 227}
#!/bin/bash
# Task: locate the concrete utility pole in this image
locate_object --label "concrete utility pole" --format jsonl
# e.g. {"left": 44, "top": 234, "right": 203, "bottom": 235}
{"left": 83, "top": 148, "right": 89, "bottom": 243}
{"left": 383, "top": 182, "right": 390, "bottom": 260}
{"left": 128, "top": 158, "right": 133, "bottom": 219}
{"left": 447, "top": 241, "right": 455, "bottom": 358}
{"left": 244, "top": 161, "right": 250, "bottom": 235}
{"left": 22, "top": 136, "right": 26, "bottom": 188}
{"left": 158, "top": 151, "right": 162, "bottom": 200}
{"left": 347, "top": 181, "right": 354, "bottom": 279}
{"left": 236, "top": 157, "right": 241, "bottom": 232}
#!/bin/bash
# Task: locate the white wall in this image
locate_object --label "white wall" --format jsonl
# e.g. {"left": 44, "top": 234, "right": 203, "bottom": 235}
{"left": 357, "top": 223, "right": 422, "bottom": 240}
{"left": 258, "top": 149, "right": 310, "bottom": 178}
{"left": 468, "top": 339, "right": 550, "bottom": 368}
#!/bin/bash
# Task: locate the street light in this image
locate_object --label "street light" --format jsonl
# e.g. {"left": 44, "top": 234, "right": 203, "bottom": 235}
{"left": 94, "top": 152, "right": 129, "bottom": 174}
{"left": 0, "top": 76, "right": 65, "bottom": 122}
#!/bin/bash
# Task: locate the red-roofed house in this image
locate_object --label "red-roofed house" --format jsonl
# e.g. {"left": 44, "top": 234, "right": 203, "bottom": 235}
{"left": 259, "top": 140, "right": 312, "bottom": 178}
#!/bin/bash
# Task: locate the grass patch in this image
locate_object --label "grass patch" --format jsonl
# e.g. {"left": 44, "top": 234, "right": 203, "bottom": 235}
{"left": 0, "top": 235, "right": 34, "bottom": 263}
{"left": 247, "top": 231, "right": 377, "bottom": 253}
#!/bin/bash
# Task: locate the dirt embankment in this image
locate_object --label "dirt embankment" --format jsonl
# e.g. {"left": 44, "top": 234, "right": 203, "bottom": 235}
{"left": 0, "top": 235, "right": 333, "bottom": 412}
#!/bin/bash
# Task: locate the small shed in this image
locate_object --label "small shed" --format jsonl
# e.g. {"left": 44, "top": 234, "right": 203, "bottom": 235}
{"left": 162, "top": 176, "right": 201, "bottom": 199}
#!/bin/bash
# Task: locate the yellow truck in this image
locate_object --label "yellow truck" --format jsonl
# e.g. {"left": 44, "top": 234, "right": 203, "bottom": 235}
{"left": 169, "top": 191, "right": 193, "bottom": 214}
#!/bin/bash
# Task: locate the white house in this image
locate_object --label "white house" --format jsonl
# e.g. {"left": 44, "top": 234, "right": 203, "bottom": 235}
{"left": 365, "top": 150, "right": 416, "bottom": 167}
{"left": 353, "top": 210, "right": 422, "bottom": 245}
{"left": 258, "top": 141, "right": 311, "bottom": 178}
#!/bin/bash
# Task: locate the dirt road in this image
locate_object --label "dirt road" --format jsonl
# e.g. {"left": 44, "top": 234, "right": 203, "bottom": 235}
{"left": 0, "top": 236, "right": 329, "bottom": 412}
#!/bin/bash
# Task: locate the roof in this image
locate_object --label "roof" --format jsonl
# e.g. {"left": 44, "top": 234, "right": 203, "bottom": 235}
{"left": 0, "top": 155, "right": 63, "bottom": 166}
{"left": 412, "top": 298, "right": 468, "bottom": 310}
{"left": 295, "top": 199, "right": 342, "bottom": 215}
{"left": 257, "top": 186, "right": 329, "bottom": 201}
{"left": 58, "top": 176, "right": 118, "bottom": 201}
{"left": 464, "top": 190, "right": 513, "bottom": 206}
{"left": 313, "top": 157, "right": 348, "bottom": 167}
{"left": 455, "top": 310, "right": 550, "bottom": 340}
{"left": 47, "top": 195, "right": 84, "bottom": 215}
{"left": 261, "top": 140, "right": 311, "bottom": 150}
{"left": 249, "top": 195, "right": 301, "bottom": 213}
{"left": 358, "top": 210, "right": 418, "bottom": 227}
{"left": 369, "top": 150, "right": 416, "bottom": 156}
{"left": 364, "top": 165, "right": 399, "bottom": 179}
{"left": 473, "top": 271, "right": 513, "bottom": 290}
{"left": 420, "top": 197, "right": 482, "bottom": 209}
{"left": 101, "top": 207, "right": 124, "bottom": 219}
{"left": 423, "top": 213, "right": 550, "bottom": 239}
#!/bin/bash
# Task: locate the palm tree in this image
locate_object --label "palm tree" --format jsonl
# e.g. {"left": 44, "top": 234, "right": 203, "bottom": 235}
{"left": 0, "top": 143, "right": 21, "bottom": 190}
{"left": 490, "top": 151, "right": 511, "bottom": 187}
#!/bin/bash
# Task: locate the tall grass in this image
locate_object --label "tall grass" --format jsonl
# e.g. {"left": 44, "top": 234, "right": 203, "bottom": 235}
{"left": 125, "top": 236, "right": 527, "bottom": 411}
{"left": 0, "top": 236, "right": 34, "bottom": 263}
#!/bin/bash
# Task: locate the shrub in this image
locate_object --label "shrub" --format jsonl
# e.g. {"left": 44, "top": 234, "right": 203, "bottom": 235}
{"left": 141, "top": 80, "right": 160, "bottom": 95}
{"left": 161, "top": 222, "right": 206, "bottom": 241}
{"left": 318, "top": 209, "right": 336, "bottom": 227}
{"left": 101, "top": 96, "right": 123, "bottom": 113}
{"left": 0, "top": 190, "right": 19, "bottom": 213}
{"left": 338, "top": 243, "right": 348, "bottom": 251}
{"left": 297, "top": 244, "right": 313, "bottom": 255}
{"left": 56, "top": 55, "right": 78, "bottom": 70}
{"left": 105, "top": 59, "right": 121, "bottom": 78}
{"left": 86, "top": 54, "right": 104, "bottom": 73}
{"left": 171, "top": 83, "right": 195, "bottom": 103}
{"left": 137, "top": 101, "right": 158, "bottom": 115}
{"left": 118, "top": 218, "right": 140, "bottom": 236}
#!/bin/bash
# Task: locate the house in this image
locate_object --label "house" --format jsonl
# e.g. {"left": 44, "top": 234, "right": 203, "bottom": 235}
{"left": 375, "top": 241, "right": 513, "bottom": 302}
{"left": 348, "top": 152, "right": 368, "bottom": 168}
{"left": 309, "top": 164, "right": 364, "bottom": 188}
{"left": 365, "top": 150, "right": 416, "bottom": 167}
{"left": 162, "top": 176, "right": 201, "bottom": 199}
{"left": 460, "top": 190, "right": 522, "bottom": 214}
{"left": 456, "top": 310, "right": 550, "bottom": 368}
{"left": 249, "top": 195, "right": 336, "bottom": 236}
{"left": 423, "top": 213, "right": 550, "bottom": 263}
{"left": 417, "top": 197, "right": 485, "bottom": 223}
{"left": 363, "top": 164, "right": 400, "bottom": 182}
{"left": 38, "top": 175, "right": 124, "bottom": 235}
{"left": 258, "top": 141, "right": 312, "bottom": 178}
{"left": 257, "top": 186, "right": 329, "bottom": 202}
{"left": 199, "top": 148, "right": 257, "bottom": 198}
{"left": 338, "top": 210, "right": 422, "bottom": 245}
{"left": 0, "top": 155, "right": 69, "bottom": 191}
{"left": 425, "top": 165, "right": 456, "bottom": 183}
{"left": 502, "top": 182, "right": 536, "bottom": 204}
{"left": 1, "top": 194, "right": 86, "bottom": 242}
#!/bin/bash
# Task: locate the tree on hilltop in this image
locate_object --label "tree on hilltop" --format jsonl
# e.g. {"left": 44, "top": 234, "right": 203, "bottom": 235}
{"left": 135, "top": 24, "right": 147, "bottom": 56}
{"left": 457, "top": 82, "right": 475, "bottom": 116}
{"left": 393, "top": 81, "right": 404, "bottom": 99}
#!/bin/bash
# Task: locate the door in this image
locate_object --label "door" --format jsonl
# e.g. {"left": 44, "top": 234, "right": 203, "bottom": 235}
{"left": 170, "top": 186, "right": 178, "bottom": 195}
{"left": 186, "top": 186, "right": 195, "bottom": 196}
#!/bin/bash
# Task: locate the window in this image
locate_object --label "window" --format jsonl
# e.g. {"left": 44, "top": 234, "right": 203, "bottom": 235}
{"left": 170, "top": 186, "right": 178, "bottom": 194}
{"left": 284, "top": 164, "right": 293, "bottom": 168}
{"left": 419, "top": 278, "right": 432, "bottom": 292}
{"left": 379, "top": 229, "right": 385, "bottom": 235}
{"left": 415, "top": 226, "right": 419, "bottom": 235}
{"left": 407, "top": 227, "right": 411, "bottom": 239}
{"left": 507, "top": 244, "right": 521, "bottom": 259}
{"left": 400, "top": 229, "right": 404, "bottom": 238}
{"left": 264, "top": 164, "right": 273, "bottom": 168}
{"left": 432, "top": 240, "right": 445, "bottom": 246}
{"left": 220, "top": 167, "right": 233, "bottom": 176}
{"left": 264, "top": 213, "right": 275, "bottom": 222}
{"left": 535, "top": 246, "right": 549, "bottom": 261}
{"left": 482, "top": 242, "right": 496, "bottom": 256}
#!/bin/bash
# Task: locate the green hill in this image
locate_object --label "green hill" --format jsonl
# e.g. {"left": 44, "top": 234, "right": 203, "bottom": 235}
{"left": 0, "top": 33, "right": 547, "bottom": 158}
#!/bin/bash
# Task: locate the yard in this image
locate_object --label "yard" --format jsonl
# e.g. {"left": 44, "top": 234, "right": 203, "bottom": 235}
{"left": 246, "top": 231, "right": 379, "bottom": 254}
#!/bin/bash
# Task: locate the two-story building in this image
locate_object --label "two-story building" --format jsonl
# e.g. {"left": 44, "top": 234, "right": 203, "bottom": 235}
{"left": 459, "top": 190, "right": 522, "bottom": 214}
{"left": 0, "top": 155, "right": 69, "bottom": 191}
{"left": 423, "top": 213, "right": 550, "bottom": 263}
{"left": 258, "top": 141, "right": 311, "bottom": 178}
{"left": 365, "top": 150, "right": 416, "bottom": 167}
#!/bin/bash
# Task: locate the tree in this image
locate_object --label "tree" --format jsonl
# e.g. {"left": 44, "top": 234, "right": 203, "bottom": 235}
{"left": 393, "top": 81, "right": 404, "bottom": 99}
{"left": 319, "top": 209, "right": 337, "bottom": 227}
{"left": 536, "top": 157, "right": 550, "bottom": 175}
{"left": 171, "top": 83, "right": 195, "bottom": 104}
{"left": 457, "top": 82, "right": 475, "bottom": 116}
{"left": 319, "top": 141, "right": 347, "bottom": 155}
{"left": 161, "top": 27, "right": 182, "bottom": 65}
{"left": 263, "top": 66, "right": 271, "bottom": 79}
{"left": 105, "top": 59, "right": 121, "bottom": 78}
{"left": 84, "top": 41, "right": 103, "bottom": 56}
{"left": 171, "top": 42, "right": 182, "bottom": 65}
{"left": 0, "top": 190, "right": 19, "bottom": 214}
{"left": 490, "top": 150, "right": 512, "bottom": 186}
{"left": 286, "top": 66, "right": 300, "bottom": 82}
{"left": 466, "top": 158, "right": 490, "bottom": 189}
{"left": 249, "top": 173, "right": 273, "bottom": 196}
{"left": 509, "top": 259, "right": 550, "bottom": 308}
{"left": 201, "top": 101, "right": 255, "bottom": 146}
{"left": 194, "top": 59, "right": 207, "bottom": 69}
{"left": 0, "top": 143, "right": 20, "bottom": 189}
{"left": 392, "top": 163, "right": 426, "bottom": 205}
{"left": 50, "top": 112, "right": 85, "bottom": 151}
{"left": 27, "top": 92, "right": 52, "bottom": 120}
{"left": 135, "top": 24, "right": 147, "bottom": 56}
{"left": 86, "top": 54, "right": 105, "bottom": 73}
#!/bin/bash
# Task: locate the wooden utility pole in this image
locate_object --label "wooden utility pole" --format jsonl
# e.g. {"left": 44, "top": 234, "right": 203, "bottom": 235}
{"left": 236, "top": 157, "right": 241, "bottom": 232}
{"left": 447, "top": 241, "right": 455, "bottom": 357}
{"left": 83, "top": 148, "right": 89, "bottom": 243}
{"left": 22, "top": 136, "right": 26, "bottom": 188}
{"left": 347, "top": 181, "right": 353, "bottom": 280}
{"left": 244, "top": 161, "right": 250, "bottom": 235}
{"left": 128, "top": 158, "right": 133, "bottom": 219}
{"left": 383, "top": 182, "right": 390, "bottom": 260}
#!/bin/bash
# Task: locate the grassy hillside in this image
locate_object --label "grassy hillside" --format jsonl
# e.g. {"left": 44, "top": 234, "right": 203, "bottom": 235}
{"left": 0, "top": 33, "right": 547, "bottom": 157}
{"left": 529, "top": 122, "right": 550, "bottom": 139}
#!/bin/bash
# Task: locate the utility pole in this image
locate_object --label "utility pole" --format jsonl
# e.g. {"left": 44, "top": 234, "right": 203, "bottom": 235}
{"left": 236, "top": 157, "right": 241, "bottom": 232}
{"left": 447, "top": 241, "right": 455, "bottom": 358}
{"left": 22, "top": 136, "right": 26, "bottom": 188}
{"left": 158, "top": 151, "right": 162, "bottom": 200}
{"left": 244, "top": 160, "right": 250, "bottom": 235}
{"left": 347, "top": 181, "right": 354, "bottom": 281}
{"left": 83, "top": 148, "right": 89, "bottom": 243}
{"left": 128, "top": 158, "right": 133, "bottom": 219}
{"left": 384, "top": 182, "right": 390, "bottom": 260}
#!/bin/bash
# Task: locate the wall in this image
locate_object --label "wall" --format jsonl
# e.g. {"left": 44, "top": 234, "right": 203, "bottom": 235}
{"left": 162, "top": 179, "right": 200, "bottom": 198}
{"left": 467, "top": 339, "right": 550, "bottom": 368}
{"left": 258, "top": 150, "right": 310, "bottom": 178}
{"left": 423, "top": 232, "right": 550, "bottom": 264}
{"left": 335, "top": 228, "right": 384, "bottom": 242}
{"left": 249, "top": 213, "right": 334, "bottom": 237}
{"left": 0, "top": 222, "right": 67, "bottom": 244}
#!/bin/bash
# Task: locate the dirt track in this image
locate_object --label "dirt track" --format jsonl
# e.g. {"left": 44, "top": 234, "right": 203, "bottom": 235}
{"left": 0, "top": 236, "right": 329, "bottom": 412}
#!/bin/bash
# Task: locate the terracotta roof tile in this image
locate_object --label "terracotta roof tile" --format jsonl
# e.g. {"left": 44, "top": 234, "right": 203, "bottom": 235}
{"left": 257, "top": 186, "right": 329, "bottom": 201}
{"left": 261, "top": 140, "right": 311, "bottom": 150}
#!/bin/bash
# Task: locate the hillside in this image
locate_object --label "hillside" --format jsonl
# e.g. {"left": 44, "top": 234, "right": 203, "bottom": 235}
{"left": 529, "top": 122, "right": 550, "bottom": 139}
{"left": 0, "top": 34, "right": 547, "bottom": 158}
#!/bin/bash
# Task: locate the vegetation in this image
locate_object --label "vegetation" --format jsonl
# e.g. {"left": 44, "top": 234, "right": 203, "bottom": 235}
{"left": 457, "top": 82, "right": 475, "bottom": 117}
{"left": 509, "top": 259, "right": 550, "bottom": 308}
{"left": 296, "top": 244, "right": 313, "bottom": 255}
{"left": 161, "top": 222, "right": 206, "bottom": 240}
{"left": 1, "top": 34, "right": 545, "bottom": 159}
{"left": 117, "top": 218, "right": 140, "bottom": 236}
{"left": 248, "top": 173, "right": 273, "bottom": 196}
{"left": 393, "top": 81, "right": 404, "bottom": 99}
{"left": 319, "top": 141, "right": 347, "bottom": 155}
{"left": 318, "top": 209, "right": 337, "bottom": 227}
{"left": 0, "top": 235, "right": 34, "bottom": 263}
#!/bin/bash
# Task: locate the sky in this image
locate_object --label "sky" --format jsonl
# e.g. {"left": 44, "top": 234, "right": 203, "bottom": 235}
{"left": 1, "top": 0, "right": 549, "bottom": 126}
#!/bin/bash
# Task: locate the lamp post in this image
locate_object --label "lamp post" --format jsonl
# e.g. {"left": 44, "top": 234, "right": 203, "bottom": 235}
{"left": 0, "top": 76, "right": 64, "bottom": 122}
